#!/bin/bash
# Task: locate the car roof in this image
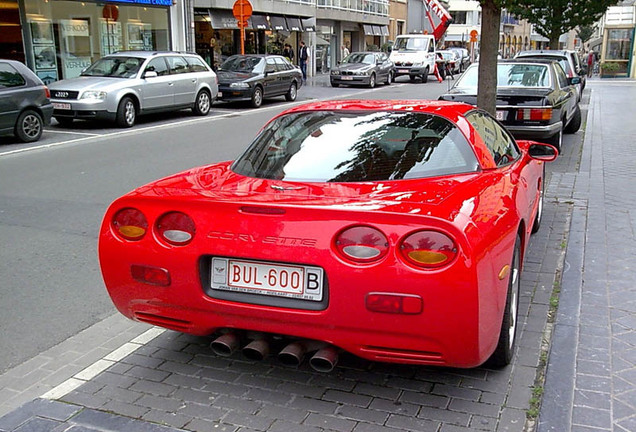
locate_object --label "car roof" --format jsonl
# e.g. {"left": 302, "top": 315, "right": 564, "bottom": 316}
{"left": 516, "top": 50, "right": 571, "bottom": 59}
{"left": 107, "top": 51, "right": 200, "bottom": 58}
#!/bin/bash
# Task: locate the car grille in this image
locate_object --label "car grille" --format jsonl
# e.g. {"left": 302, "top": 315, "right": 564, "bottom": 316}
{"left": 341, "top": 71, "right": 357, "bottom": 75}
{"left": 51, "top": 90, "right": 79, "bottom": 100}
{"left": 394, "top": 61, "right": 413, "bottom": 66}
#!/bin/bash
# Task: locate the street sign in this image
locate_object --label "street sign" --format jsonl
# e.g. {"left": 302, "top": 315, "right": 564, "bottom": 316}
{"left": 232, "top": 0, "right": 252, "bottom": 54}
{"left": 470, "top": 30, "right": 478, "bottom": 42}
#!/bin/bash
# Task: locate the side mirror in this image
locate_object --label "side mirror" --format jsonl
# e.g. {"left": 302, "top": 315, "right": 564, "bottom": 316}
{"left": 569, "top": 76, "right": 581, "bottom": 85}
{"left": 518, "top": 140, "right": 558, "bottom": 161}
{"left": 144, "top": 70, "right": 158, "bottom": 79}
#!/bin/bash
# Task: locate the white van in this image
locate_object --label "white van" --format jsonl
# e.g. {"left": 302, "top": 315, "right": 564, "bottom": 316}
{"left": 389, "top": 34, "right": 436, "bottom": 83}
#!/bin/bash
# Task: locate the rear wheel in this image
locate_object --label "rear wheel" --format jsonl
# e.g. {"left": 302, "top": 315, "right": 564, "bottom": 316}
{"left": 547, "top": 129, "right": 562, "bottom": 152}
{"left": 564, "top": 106, "right": 581, "bottom": 134}
{"left": 15, "top": 110, "right": 43, "bottom": 142}
{"left": 251, "top": 86, "right": 263, "bottom": 108}
{"left": 192, "top": 90, "right": 211, "bottom": 116}
{"left": 531, "top": 169, "right": 545, "bottom": 234}
{"left": 285, "top": 82, "right": 297, "bottom": 101}
{"left": 488, "top": 235, "right": 521, "bottom": 367}
{"left": 116, "top": 97, "right": 136, "bottom": 128}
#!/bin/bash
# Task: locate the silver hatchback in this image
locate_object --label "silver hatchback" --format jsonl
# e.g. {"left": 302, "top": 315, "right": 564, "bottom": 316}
{"left": 49, "top": 51, "right": 218, "bottom": 128}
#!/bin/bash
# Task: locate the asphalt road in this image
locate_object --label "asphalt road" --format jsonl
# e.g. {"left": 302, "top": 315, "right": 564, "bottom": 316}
{"left": 0, "top": 76, "right": 456, "bottom": 374}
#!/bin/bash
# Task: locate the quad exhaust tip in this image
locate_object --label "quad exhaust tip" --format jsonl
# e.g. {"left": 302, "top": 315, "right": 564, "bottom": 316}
{"left": 210, "top": 333, "right": 240, "bottom": 357}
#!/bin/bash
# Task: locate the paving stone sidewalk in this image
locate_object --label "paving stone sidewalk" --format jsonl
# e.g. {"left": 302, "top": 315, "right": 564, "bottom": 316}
{"left": 2, "top": 78, "right": 632, "bottom": 432}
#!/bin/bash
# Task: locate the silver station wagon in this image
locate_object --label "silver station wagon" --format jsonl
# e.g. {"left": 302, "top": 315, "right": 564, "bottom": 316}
{"left": 49, "top": 51, "right": 218, "bottom": 128}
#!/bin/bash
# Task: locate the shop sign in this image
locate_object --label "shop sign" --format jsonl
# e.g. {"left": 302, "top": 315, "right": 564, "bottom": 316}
{"left": 60, "top": 19, "right": 90, "bottom": 37}
{"left": 104, "top": 0, "right": 173, "bottom": 6}
{"left": 63, "top": 56, "right": 92, "bottom": 79}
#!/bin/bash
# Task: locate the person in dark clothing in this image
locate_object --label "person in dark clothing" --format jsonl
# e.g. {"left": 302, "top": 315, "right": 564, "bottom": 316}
{"left": 299, "top": 41, "right": 309, "bottom": 81}
{"left": 283, "top": 44, "right": 294, "bottom": 62}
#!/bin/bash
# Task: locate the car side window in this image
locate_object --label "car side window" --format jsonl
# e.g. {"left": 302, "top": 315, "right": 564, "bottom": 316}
{"left": 167, "top": 56, "right": 189, "bottom": 74}
{"left": 185, "top": 56, "right": 208, "bottom": 72}
{"left": 145, "top": 58, "right": 169, "bottom": 76}
{"left": 265, "top": 57, "right": 277, "bottom": 73}
{"left": 0, "top": 63, "right": 26, "bottom": 88}
{"left": 273, "top": 57, "right": 288, "bottom": 71}
{"left": 466, "top": 110, "right": 520, "bottom": 167}
{"left": 554, "top": 64, "right": 569, "bottom": 88}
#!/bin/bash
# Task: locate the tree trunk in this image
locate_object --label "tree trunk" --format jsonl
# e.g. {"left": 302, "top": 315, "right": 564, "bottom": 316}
{"left": 477, "top": 0, "right": 502, "bottom": 116}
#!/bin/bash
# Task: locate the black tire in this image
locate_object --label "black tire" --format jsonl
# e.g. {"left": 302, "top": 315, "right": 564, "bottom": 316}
{"left": 116, "top": 96, "right": 136, "bottom": 128}
{"left": 330, "top": 81, "right": 340, "bottom": 88}
{"left": 285, "top": 82, "right": 297, "bottom": 101}
{"left": 55, "top": 117, "right": 74, "bottom": 127}
{"left": 15, "top": 110, "right": 43, "bottom": 142}
{"left": 421, "top": 67, "right": 429, "bottom": 83}
{"left": 192, "top": 90, "right": 211, "bottom": 116}
{"left": 385, "top": 71, "right": 393, "bottom": 85}
{"left": 564, "top": 106, "right": 581, "bottom": 134}
{"left": 488, "top": 235, "right": 522, "bottom": 367}
{"left": 531, "top": 168, "right": 545, "bottom": 234}
{"left": 547, "top": 129, "right": 562, "bottom": 152}
{"left": 251, "top": 86, "right": 263, "bottom": 108}
{"left": 368, "top": 73, "right": 376, "bottom": 88}
{"left": 409, "top": 75, "right": 416, "bottom": 83}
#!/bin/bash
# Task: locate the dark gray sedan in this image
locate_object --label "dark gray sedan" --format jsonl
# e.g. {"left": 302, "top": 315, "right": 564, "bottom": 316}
{"left": 0, "top": 59, "right": 53, "bottom": 142}
{"left": 216, "top": 55, "right": 302, "bottom": 108}
{"left": 330, "top": 52, "right": 394, "bottom": 88}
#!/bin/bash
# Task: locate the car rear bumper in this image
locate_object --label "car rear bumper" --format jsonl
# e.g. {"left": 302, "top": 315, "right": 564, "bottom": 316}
{"left": 506, "top": 121, "right": 562, "bottom": 139}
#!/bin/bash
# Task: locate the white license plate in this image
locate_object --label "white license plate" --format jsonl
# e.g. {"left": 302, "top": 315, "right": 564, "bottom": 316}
{"left": 211, "top": 258, "right": 323, "bottom": 301}
{"left": 341, "top": 76, "right": 353, "bottom": 80}
{"left": 53, "top": 102, "right": 71, "bottom": 110}
{"left": 496, "top": 110, "right": 506, "bottom": 121}
{"left": 398, "top": 69, "right": 409, "bottom": 73}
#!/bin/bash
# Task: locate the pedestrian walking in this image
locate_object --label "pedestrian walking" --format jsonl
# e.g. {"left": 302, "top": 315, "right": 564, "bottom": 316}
{"left": 299, "top": 41, "right": 309, "bottom": 81}
{"left": 342, "top": 44, "right": 350, "bottom": 59}
{"left": 587, "top": 50, "right": 595, "bottom": 77}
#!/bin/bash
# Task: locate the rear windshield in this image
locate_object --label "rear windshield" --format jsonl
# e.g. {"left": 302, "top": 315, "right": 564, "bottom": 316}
{"left": 232, "top": 111, "right": 479, "bottom": 182}
{"left": 456, "top": 63, "right": 551, "bottom": 89}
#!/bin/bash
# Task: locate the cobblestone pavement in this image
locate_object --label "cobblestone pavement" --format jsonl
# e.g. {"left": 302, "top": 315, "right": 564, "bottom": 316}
{"left": 539, "top": 79, "right": 636, "bottom": 432}
{"left": 1, "top": 78, "right": 632, "bottom": 432}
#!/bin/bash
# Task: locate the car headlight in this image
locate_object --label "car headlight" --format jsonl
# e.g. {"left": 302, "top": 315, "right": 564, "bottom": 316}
{"left": 412, "top": 61, "right": 424, "bottom": 67}
{"left": 331, "top": 70, "right": 339, "bottom": 75}
{"left": 80, "top": 91, "right": 107, "bottom": 100}
{"left": 356, "top": 70, "right": 370, "bottom": 76}
{"left": 230, "top": 82, "right": 250, "bottom": 88}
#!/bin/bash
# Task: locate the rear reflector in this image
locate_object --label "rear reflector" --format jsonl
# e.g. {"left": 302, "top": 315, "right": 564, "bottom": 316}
{"left": 131, "top": 264, "right": 171, "bottom": 286}
{"left": 366, "top": 293, "right": 423, "bottom": 314}
{"left": 516, "top": 108, "right": 552, "bottom": 121}
{"left": 240, "top": 206, "right": 286, "bottom": 215}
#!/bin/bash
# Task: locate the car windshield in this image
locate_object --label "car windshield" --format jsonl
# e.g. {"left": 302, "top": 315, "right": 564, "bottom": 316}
{"left": 519, "top": 55, "right": 572, "bottom": 76}
{"left": 455, "top": 63, "right": 550, "bottom": 89}
{"left": 343, "top": 53, "right": 375, "bottom": 65}
{"left": 232, "top": 110, "right": 479, "bottom": 182}
{"left": 394, "top": 37, "right": 428, "bottom": 51}
{"left": 219, "top": 56, "right": 264, "bottom": 73}
{"left": 80, "top": 57, "right": 143, "bottom": 78}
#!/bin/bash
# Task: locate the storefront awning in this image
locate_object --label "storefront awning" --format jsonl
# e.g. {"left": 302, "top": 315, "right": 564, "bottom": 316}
{"left": 270, "top": 16, "right": 288, "bottom": 31}
{"left": 209, "top": 10, "right": 241, "bottom": 30}
{"left": 251, "top": 15, "right": 269, "bottom": 30}
{"left": 302, "top": 17, "right": 315, "bottom": 32}
{"left": 372, "top": 26, "right": 382, "bottom": 36}
{"left": 363, "top": 25, "right": 374, "bottom": 36}
{"left": 286, "top": 17, "right": 303, "bottom": 32}
{"left": 380, "top": 26, "right": 389, "bottom": 36}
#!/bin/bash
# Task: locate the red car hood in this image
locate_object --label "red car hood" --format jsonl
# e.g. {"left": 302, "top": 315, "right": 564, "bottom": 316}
{"left": 130, "top": 161, "right": 482, "bottom": 215}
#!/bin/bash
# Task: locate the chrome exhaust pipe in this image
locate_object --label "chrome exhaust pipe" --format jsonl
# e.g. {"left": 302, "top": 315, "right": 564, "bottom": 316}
{"left": 309, "top": 346, "right": 339, "bottom": 373}
{"left": 242, "top": 339, "right": 270, "bottom": 361}
{"left": 278, "top": 342, "right": 306, "bottom": 367}
{"left": 210, "top": 333, "right": 240, "bottom": 357}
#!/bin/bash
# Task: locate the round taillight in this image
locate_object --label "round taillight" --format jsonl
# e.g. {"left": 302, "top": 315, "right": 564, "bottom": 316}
{"left": 156, "top": 212, "right": 195, "bottom": 246}
{"left": 335, "top": 226, "right": 388, "bottom": 263}
{"left": 400, "top": 230, "right": 457, "bottom": 268}
{"left": 112, "top": 208, "right": 148, "bottom": 241}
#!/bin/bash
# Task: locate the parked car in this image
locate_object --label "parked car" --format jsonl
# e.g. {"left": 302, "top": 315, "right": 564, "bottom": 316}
{"left": 99, "top": 99, "right": 558, "bottom": 370}
{"left": 448, "top": 47, "right": 471, "bottom": 72}
{"left": 49, "top": 51, "right": 218, "bottom": 128}
{"left": 439, "top": 60, "right": 581, "bottom": 151}
{"left": 515, "top": 50, "right": 585, "bottom": 99}
{"left": 330, "top": 51, "right": 394, "bottom": 88}
{"left": 0, "top": 59, "right": 53, "bottom": 142}
{"left": 216, "top": 54, "right": 302, "bottom": 108}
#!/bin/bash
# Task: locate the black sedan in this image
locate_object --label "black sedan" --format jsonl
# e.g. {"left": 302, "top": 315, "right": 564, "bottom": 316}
{"left": 330, "top": 52, "right": 394, "bottom": 88}
{"left": 216, "top": 55, "right": 302, "bottom": 108}
{"left": 439, "top": 60, "right": 581, "bottom": 150}
{"left": 0, "top": 59, "right": 53, "bottom": 142}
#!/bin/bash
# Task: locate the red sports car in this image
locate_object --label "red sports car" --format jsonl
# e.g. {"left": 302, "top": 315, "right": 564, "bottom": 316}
{"left": 99, "top": 100, "right": 557, "bottom": 370}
